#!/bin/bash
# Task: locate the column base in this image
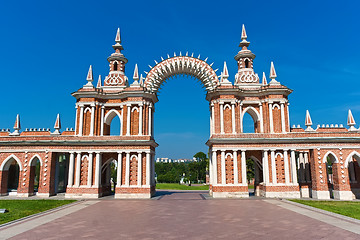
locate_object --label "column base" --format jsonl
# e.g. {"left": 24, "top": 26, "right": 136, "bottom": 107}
{"left": 65, "top": 186, "right": 101, "bottom": 198}
{"left": 300, "top": 184, "right": 311, "bottom": 198}
{"left": 259, "top": 184, "right": 300, "bottom": 198}
{"left": 115, "top": 193, "right": 152, "bottom": 199}
{"left": 115, "top": 186, "right": 152, "bottom": 199}
{"left": 212, "top": 185, "right": 249, "bottom": 198}
{"left": 311, "top": 190, "right": 330, "bottom": 199}
{"left": 333, "top": 190, "right": 354, "bottom": 200}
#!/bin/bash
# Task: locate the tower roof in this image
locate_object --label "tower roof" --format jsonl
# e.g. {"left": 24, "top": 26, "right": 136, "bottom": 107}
{"left": 235, "top": 24, "right": 255, "bottom": 61}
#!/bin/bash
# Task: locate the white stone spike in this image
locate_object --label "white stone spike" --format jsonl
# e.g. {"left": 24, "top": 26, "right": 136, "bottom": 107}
{"left": 140, "top": 74, "right": 144, "bottom": 85}
{"left": 10, "top": 114, "right": 21, "bottom": 136}
{"left": 241, "top": 24, "right": 247, "bottom": 40}
{"left": 191, "top": 53, "right": 194, "bottom": 57}
{"left": 115, "top": 28, "right": 121, "bottom": 43}
{"left": 197, "top": 54, "right": 201, "bottom": 59}
{"left": 84, "top": 65, "right": 94, "bottom": 87}
{"left": 305, "top": 110, "right": 314, "bottom": 132}
{"left": 270, "top": 61, "right": 277, "bottom": 79}
{"left": 174, "top": 52, "right": 176, "bottom": 57}
{"left": 96, "top": 75, "right": 102, "bottom": 88}
{"left": 262, "top": 72, "right": 267, "bottom": 85}
{"left": 148, "top": 65, "right": 152, "bottom": 69}
{"left": 214, "top": 68, "right": 219, "bottom": 72}
{"left": 204, "top": 57, "right": 208, "bottom": 62}
{"left": 144, "top": 71, "right": 149, "bottom": 75}
{"left": 348, "top": 109, "right": 357, "bottom": 131}
{"left": 133, "top": 64, "right": 139, "bottom": 81}
{"left": 179, "top": 51, "right": 182, "bottom": 56}
{"left": 154, "top": 60, "right": 158, "bottom": 65}
{"left": 186, "top": 51, "right": 188, "bottom": 56}
{"left": 210, "top": 62, "right": 214, "bottom": 67}
{"left": 161, "top": 56, "right": 164, "bottom": 61}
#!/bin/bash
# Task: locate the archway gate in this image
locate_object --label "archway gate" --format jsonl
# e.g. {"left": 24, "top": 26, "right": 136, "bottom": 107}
{"left": 1, "top": 27, "right": 360, "bottom": 199}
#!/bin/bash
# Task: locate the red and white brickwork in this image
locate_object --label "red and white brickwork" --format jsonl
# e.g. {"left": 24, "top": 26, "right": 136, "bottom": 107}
{"left": 0, "top": 26, "right": 360, "bottom": 200}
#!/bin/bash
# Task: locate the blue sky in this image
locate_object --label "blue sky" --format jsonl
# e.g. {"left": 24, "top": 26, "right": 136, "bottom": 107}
{"left": 0, "top": 0, "right": 359, "bottom": 159}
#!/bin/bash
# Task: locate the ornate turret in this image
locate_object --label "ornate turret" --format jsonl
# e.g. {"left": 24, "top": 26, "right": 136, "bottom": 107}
{"left": 234, "top": 24, "right": 259, "bottom": 85}
{"left": 103, "top": 28, "right": 129, "bottom": 89}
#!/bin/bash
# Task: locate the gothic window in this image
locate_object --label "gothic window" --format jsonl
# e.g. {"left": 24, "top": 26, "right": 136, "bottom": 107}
{"left": 114, "top": 62, "right": 118, "bottom": 71}
{"left": 245, "top": 59, "right": 250, "bottom": 68}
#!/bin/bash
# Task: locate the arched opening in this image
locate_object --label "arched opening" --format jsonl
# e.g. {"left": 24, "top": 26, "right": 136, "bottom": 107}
{"left": 247, "top": 155, "right": 263, "bottom": 196}
{"left": 113, "top": 61, "right": 118, "bottom": 71}
{"left": 324, "top": 152, "right": 337, "bottom": 198}
{"left": 83, "top": 107, "right": 91, "bottom": 136}
{"left": 29, "top": 156, "right": 41, "bottom": 195}
{"left": 101, "top": 158, "right": 117, "bottom": 195}
{"left": 241, "top": 107, "right": 260, "bottom": 133}
{"left": 0, "top": 156, "right": 22, "bottom": 195}
{"left": 346, "top": 152, "right": 360, "bottom": 199}
{"left": 55, "top": 153, "right": 69, "bottom": 194}
{"left": 244, "top": 59, "right": 250, "bottom": 68}
{"left": 7, "top": 162, "right": 20, "bottom": 193}
{"left": 104, "top": 109, "right": 122, "bottom": 136}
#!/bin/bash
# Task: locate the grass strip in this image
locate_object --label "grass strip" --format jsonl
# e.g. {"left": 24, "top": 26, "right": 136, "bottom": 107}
{"left": 156, "top": 183, "right": 209, "bottom": 190}
{"left": 0, "top": 199, "right": 76, "bottom": 225}
{"left": 290, "top": 199, "right": 360, "bottom": 220}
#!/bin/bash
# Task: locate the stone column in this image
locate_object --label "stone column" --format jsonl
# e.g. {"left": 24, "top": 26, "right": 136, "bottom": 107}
{"left": 100, "top": 105, "right": 105, "bottom": 136}
{"left": 146, "top": 152, "right": 151, "bottom": 186}
{"left": 269, "top": 103, "right": 274, "bottom": 133}
{"left": 117, "top": 152, "right": 122, "bottom": 187}
{"left": 259, "top": 104, "right": 264, "bottom": 133}
{"left": 137, "top": 152, "right": 142, "bottom": 186}
{"left": 94, "top": 153, "right": 101, "bottom": 187}
{"left": 87, "top": 152, "right": 93, "bottom": 186}
{"left": 220, "top": 102, "right": 224, "bottom": 134}
{"left": 125, "top": 152, "right": 130, "bottom": 186}
{"left": 233, "top": 150, "right": 238, "bottom": 184}
{"left": 78, "top": 105, "right": 84, "bottom": 136}
{"left": 287, "top": 103, "right": 291, "bottom": 132}
{"left": 290, "top": 150, "right": 298, "bottom": 184}
{"left": 148, "top": 104, "right": 153, "bottom": 136}
{"left": 231, "top": 102, "right": 236, "bottom": 134}
{"left": 280, "top": 103, "right": 286, "bottom": 133}
{"left": 139, "top": 104, "right": 143, "bottom": 136}
{"left": 120, "top": 106, "right": 124, "bottom": 136}
{"left": 241, "top": 150, "right": 247, "bottom": 184}
{"left": 75, "top": 152, "right": 81, "bottom": 187}
{"left": 126, "top": 104, "right": 131, "bottom": 136}
{"left": 221, "top": 150, "right": 226, "bottom": 184}
{"left": 67, "top": 152, "right": 75, "bottom": 187}
{"left": 239, "top": 104, "right": 243, "bottom": 133}
{"left": 212, "top": 151, "right": 217, "bottom": 185}
{"left": 270, "top": 150, "right": 277, "bottom": 184}
{"left": 211, "top": 103, "right": 215, "bottom": 135}
{"left": 90, "top": 104, "right": 95, "bottom": 136}
{"left": 284, "top": 150, "right": 290, "bottom": 184}
{"left": 263, "top": 150, "right": 269, "bottom": 184}
{"left": 74, "top": 106, "right": 78, "bottom": 135}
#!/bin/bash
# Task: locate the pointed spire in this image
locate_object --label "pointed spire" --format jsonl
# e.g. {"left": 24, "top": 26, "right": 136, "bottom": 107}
{"left": 115, "top": 28, "right": 121, "bottom": 43}
{"left": 223, "top": 61, "right": 229, "bottom": 78}
{"left": 347, "top": 109, "right": 357, "bottom": 131}
{"left": 52, "top": 114, "right": 61, "bottom": 135}
{"left": 10, "top": 114, "right": 20, "bottom": 136}
{"left": 269, "top": 61, "right": 280, "bottom": 85}
{"left": 220, "top": 61, "right": 231, "bottom": 85}
{"left": 97, "top": 75, "right": 102, "bottom": 88}
{"left": 133, "top": 64, "right": 139, "bottom": 82}
{"left": 305, "top": 110, "right": 314, "bottom": 132}
{"left": 262, "top": 72, "right": 267, "bottom": 85}
{"left": 84, "top": 65, "right": 94, "bottom": 88}
{"left": 241, "top": 24, "right": 247, "bottom": 40}
{"left": 140, "top": 74, "right": 144, "bottom": 86}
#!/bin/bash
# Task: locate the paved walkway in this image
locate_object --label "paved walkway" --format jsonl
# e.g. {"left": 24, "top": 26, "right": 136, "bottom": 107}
{"left": 1, "top": 191, "right": 359, "bottom": 239}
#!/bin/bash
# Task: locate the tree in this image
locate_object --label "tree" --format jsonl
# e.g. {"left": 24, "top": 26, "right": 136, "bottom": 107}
{"left": 246, "top": 158, "right": 255, "bottom": 184}
{"left": 194, "top": 152, "right": 207, "bottom": 162}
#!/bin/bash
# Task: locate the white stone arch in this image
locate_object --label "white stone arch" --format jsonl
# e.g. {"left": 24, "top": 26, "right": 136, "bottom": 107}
{"left": 323, "top": 151, "right": 339, "bottom": 164}
{"left": 84, "top": 107, "right": 92, "bottom": 113}
{"left": 144, "top": 55, "right": 219, "bottom": 93}
{"left": 0, "top": 154, "right": 23, "bottom": 171}
{"left": 224, "top": 104, "right": 231, "bottom": 110}
{"left": 345, "top": 151, "right": 360, "bottom": 167}
{"left": 104, "top": 109, "right": 122, "bottom": 125}
{"left": 249, "top": 156, "right": 263, "bottom": 170}
{"left": 29, "top": 154, "right": 43, "bottom": 167}
{"left": 225, "top": 152, "right": 233, "bottom": 159}
{"left": 272, "top": 104, "right": 280, "bottom": 110}
{"left": 101, "top": 157, "right": 117, "bottom": 173}
{"left": 131, "top": 107, "right": 139, "bottom": 113}
{"left": 241, "top": 106, "right": 261, "bottom": 133}
{"left": 275, "top": 152, "right": 284, "bottom": 159}
{"left": 130, "top": 154, "right": 138, "bottom": 161}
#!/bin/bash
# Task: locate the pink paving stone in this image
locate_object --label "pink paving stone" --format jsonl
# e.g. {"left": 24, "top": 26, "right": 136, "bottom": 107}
{"left": 9, "top": 191, "right": 360, "bottom": 240}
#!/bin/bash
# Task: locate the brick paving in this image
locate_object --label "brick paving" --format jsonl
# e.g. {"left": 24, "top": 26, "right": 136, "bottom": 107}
{"left": 8, "top": 191, "right": 360, "bottom": 239}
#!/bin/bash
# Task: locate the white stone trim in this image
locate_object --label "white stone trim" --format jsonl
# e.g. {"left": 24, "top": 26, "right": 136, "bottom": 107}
{"left": 0, "top": 154, "right": 23, "bottom": 171}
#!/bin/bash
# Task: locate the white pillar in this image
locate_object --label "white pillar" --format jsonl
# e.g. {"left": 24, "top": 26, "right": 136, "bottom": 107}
{"left": 231, "top": 102, "right": 236, "bottom": 134}
{"left": 148, "top": 105, "right": 152, "bottom": 136}
{"left": 209, "top": 151, "right": 213, "bottom": 185}
{"left": 74, "top": 106, "right": 78, "bottom": 135}
{"left": 220, "top": 102, "right": 224, "bottom": 134}
{"left": 269, "top": 103, "right": 274, "bottom": 133}
{"left": 241, "top": 150, "right": 247, "bottom": 185}
{"left": 281, "top": 103, "right": 286, "bottom": 133}
{"left": 239, "top": 104, "right": 243, "bottom": 133}
{"left": 100, "top": 105, "right": 105, "bottom": 136}
{"left": 67, "top": 152, "right": 75, "bottom": 187}
{"left": 146, "top": 152, "right": 151, "bottom": 186}
{"left": 120, "top": 106, "right": 124, "bottom": 136}
{"left": 117, "top": 152, "right": 122, "bottom": 186}
{"left": 259, "top": 104, "right": 264, "bottom": 133}
{"left": 233, "top": 150, "right": 238, "bottom": 184}
{"left": 137, "top": 152, "right": 142, "bottom": 186}
{"left": 151, "top": 153, "right": 155, "bottom": 185}
{"left": 75, "top": 152, "right": 81, "bottom": 187}
{"left": 211, "top": 103, "right": 215, "bottom": 135}
{"left": 263, "top": 150, "right": 269, "bottom": 184}
{"left": 87, "top": 152, "right": 93, "bottom": 186}
{"left": 78, "top": 105, "right": 84, "bottom": 136}
{"left": 125, "top": 152, "right": 130, "bottom": 186}
{"left": 221, "top": 150, "right": 226, "bottom": 184}
{"left": 139, "top": 104, "right": 143, "bottom": 135}
{"left": 287, "top": 103, "right": 291, "bottom": 132}
{"left": 290, "top": 150, "right": 298, "bottom": 184}
{"left": 95, "top": 153, "right": 101, "bottom": 187}
{"left": 212, "top": 150, "right": 217, "bottom": 185}
{"left": 271, "top": 150, "right": 277, "bottom": 184}
{"left": 126, "top": 104, "right": 131, "bottom": 136}
{"left": 90, "top": 104, "right": 95, "bottom": 136}
{"left": 284, "top": 150, "right": 290, "bottom": 184}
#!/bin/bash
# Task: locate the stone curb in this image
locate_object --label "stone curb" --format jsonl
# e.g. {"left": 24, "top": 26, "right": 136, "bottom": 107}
{"left": 0, "top": 200, "right": 82, "bottom": 229}
{"left": 282, "top": 199, "right": 360, "bottom": 225}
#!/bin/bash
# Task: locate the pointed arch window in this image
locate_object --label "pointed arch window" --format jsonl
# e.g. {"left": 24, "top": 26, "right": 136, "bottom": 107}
{"left": 113, "top": 62, "right": 118, "bottom": 71}
{"left": 245, "top": 59, "right": 250, "bottom": 68}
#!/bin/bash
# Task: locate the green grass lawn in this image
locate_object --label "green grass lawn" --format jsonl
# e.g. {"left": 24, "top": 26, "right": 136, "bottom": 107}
{"left": 156, "top": 183, "right": 209, "bottom": 190}
{"left": 290, "top": 199, "right": 360, "bottom": 220}
{"left": 0, "top": 200, "right": 76, "bottom": 225}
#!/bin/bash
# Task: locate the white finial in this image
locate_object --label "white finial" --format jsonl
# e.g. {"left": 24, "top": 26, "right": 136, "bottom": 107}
{"left": 84, "top": 65, "right": 94, "bottom": 87}
{"left": 241, "top": 24, "right": 247, "bottom": 40}
{"left": 269, "top": 61, "right": 280, "bottom": 85}
{"left": 305, "top": 110, "right": 314, "bottom": 132}
{"left": 115, "top": 28, "right": 121, "bottom": 43}
{"left": 262, "top": 72, "right": 267, "bottom": 85}
{"left": 133, "top": 64, "right": 139, "bottom": 82}
{"left": 10, "top": 114, "right": 21, "bottom": 136}
{"left": 347, "top": 109, "right": 357, "bottom": 131}
{"left": 52, "top": 114, "right": 61, "bottom": 135}
{"left": 220, "top": 61, "right": 231, "bottom": 85}
{"left": 96, "top": 75, "right": 102, "bottom": 88}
